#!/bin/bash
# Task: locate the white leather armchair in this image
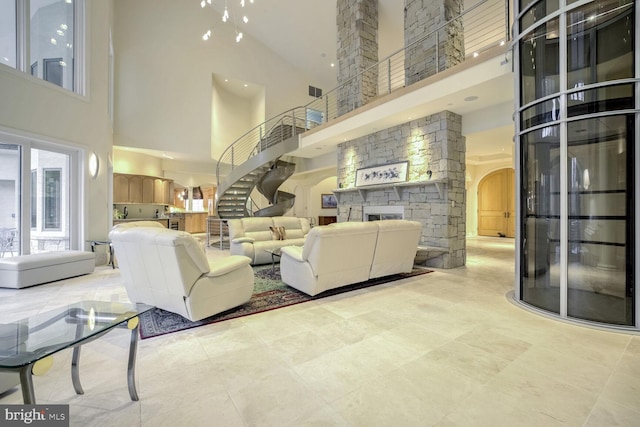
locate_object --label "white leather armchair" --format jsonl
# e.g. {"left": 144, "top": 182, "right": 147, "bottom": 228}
{"left": 109, "top": 226, "right": 254, "bottom": 321}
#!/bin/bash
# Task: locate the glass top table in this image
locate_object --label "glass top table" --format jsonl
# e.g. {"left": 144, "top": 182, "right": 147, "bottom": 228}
{"left": 0, "top": 300, "right": 153, "bottom": 404}
{"left": 264, "top": 248, "right": 283, "bottom": 272}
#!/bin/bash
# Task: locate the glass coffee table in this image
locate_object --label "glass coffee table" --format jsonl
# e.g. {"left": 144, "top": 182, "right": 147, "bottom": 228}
{"left": 264, "top": 248, "right": 283, "bottom": 272}
{"left": 0, "top": 300, "right": 153, "bottom": 404}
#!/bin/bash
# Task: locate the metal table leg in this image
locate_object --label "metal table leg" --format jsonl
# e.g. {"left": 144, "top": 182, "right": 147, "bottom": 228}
{"left": 127, "top": 317, "right": 141, "bottom": 401}
{"left": 19, "top": 365, "right": 36, "bottom": 404}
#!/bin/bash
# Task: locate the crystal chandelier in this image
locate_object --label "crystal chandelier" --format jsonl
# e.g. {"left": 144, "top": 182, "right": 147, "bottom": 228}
{"left": 201, "top": 0, "right": 254, "bottom": 43}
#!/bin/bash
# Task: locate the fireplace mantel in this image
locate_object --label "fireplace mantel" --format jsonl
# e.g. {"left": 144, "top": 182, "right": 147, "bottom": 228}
{"left": 333, "top": 179, "right": 447, "bottom": 202}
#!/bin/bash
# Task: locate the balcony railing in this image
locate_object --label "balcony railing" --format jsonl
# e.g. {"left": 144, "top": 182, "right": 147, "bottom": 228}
{"left": 216, "top": 0, "right": 511, "bottom": 185}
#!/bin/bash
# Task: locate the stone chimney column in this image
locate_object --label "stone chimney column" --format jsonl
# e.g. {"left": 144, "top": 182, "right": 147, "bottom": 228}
{"left": 404, "top": 0, "right": 465, "bottom": 86}
{"left": 336, "top": 0, "right": 378, "bottom": 116}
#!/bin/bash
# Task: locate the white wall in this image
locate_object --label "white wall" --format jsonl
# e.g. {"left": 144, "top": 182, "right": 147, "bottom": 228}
{"left": 0, "top": 0, "right": 114, "bottom": 243}
{"left": 112, "top": 148, "right": 164, "bottom": 176}
{"left": 211, "top": 80, "right": 263, "bottom": 159}
{"left": 113, "top": 0, "right": 315, "bottom": 163}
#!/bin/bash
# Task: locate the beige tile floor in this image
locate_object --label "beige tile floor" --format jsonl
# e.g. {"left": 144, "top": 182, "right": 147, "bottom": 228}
{"left": 1, "top": 237, "right": 639, "bottom": 426}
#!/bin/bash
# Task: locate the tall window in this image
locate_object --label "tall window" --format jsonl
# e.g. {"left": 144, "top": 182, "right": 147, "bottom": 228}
{"left": 0, "top": 0, "right": 84, "bottom": 94}
{"left": 30, "top": 169, "right": 36, "bottom": 227}
{"left": 0, "top": 0, "right": 16, "bottom": 68}
{"left": 43, "top": 168, "right": 61, "bottom": 229}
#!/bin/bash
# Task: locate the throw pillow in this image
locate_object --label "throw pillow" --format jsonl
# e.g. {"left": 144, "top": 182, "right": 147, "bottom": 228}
{"left": 269, "top": 226, "right": 281, "bottom": 240}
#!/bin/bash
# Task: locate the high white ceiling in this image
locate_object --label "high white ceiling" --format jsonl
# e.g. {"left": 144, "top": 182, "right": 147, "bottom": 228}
{"left": 205, "top": 0, "right": 404, "bottom": 90}
{"left": 138, "top": 1, "right": 515, "bottom": 168}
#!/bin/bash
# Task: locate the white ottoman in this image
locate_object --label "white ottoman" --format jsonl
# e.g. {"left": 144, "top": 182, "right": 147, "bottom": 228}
{"left": 0, "top": 251, "right": 95, "bottom": 289}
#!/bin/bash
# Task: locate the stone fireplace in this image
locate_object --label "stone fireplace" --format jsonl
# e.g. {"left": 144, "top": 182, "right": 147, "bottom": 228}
{"left": 363, "top": 206, "right": 404, "bottom": 221}
{"left": 336, "top": 111, "right": 466, "bottom": 269}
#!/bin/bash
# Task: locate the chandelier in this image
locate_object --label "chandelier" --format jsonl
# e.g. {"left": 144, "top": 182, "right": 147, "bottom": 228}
{"left": 201, "top": 0, "right": 255, "bottom": 43}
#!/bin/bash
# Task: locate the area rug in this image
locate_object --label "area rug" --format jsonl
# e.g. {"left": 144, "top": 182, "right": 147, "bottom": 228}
{"left": 138, "top": 265, "right": 432, "bottom": 339}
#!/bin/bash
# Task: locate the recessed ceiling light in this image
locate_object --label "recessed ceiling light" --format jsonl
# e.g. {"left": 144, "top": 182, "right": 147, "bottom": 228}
{"left": 243, "top": 84, "right": 248, "bottom": 88}
{"left": 224, "top": 79, "right": 228, "bottom": 82}
{"left": 330, "top": 63, "right": 335, "bottom": 67}
{"left": 464, "top": 96, "right": 478, "bottom": 102}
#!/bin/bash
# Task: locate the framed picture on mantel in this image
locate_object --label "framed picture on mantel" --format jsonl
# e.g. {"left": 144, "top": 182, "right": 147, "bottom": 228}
{"left": 355, "top": 161, "right": 409, "bottom": 187}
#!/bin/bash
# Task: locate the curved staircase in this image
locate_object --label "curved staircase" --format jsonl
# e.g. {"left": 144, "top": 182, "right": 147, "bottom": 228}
{"left": 215, "top": 109, "right": 307, "bottom": 219}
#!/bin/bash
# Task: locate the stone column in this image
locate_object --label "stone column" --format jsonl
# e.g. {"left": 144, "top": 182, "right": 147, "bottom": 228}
{"left": 336, "top": 0, "right": 378, "bottom": 116}
{"left": 404, "top": 0, "right": 465, "bottom": 86}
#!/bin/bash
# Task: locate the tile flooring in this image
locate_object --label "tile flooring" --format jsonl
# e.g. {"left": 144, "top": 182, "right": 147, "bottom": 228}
{"left": 1, "top": 237, "right": 639, "bottom": 426}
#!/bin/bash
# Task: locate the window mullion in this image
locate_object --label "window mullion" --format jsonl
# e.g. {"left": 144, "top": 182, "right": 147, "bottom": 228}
{"left": 15, "top": 0, "right": 28, "bottom": 73}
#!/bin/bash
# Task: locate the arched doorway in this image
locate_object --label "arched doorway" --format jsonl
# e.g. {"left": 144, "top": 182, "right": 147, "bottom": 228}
{"left": 478, "top": 168, "right": 515, "bottom": 237}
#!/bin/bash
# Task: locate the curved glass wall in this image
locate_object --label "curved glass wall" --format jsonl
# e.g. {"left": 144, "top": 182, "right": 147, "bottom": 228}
{"left": 515, "top": 0, "right": 637, "bottom": 328}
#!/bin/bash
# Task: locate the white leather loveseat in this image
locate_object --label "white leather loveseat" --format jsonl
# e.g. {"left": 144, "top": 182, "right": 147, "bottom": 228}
{"left": 228, "top": 216, "right": 311, "bottom": 265}
{"left": 109, "top": 226, "right": 254, "bottom": 321}
{"left": 279, "top": 220, "right": 422, "bottom": 296}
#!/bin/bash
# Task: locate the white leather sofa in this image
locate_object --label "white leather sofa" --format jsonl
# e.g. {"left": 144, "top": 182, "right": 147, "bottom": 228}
{"left": 109, "top": 226, "right": 254, "bottom": 321}
{"left": 228, "top": 216, "right": 311, "bottom": 265}
{"left": 280, "top": 220, "right": 422, "bottom": 296}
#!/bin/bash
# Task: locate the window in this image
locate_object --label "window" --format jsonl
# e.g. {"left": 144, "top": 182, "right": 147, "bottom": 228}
{"left": 30, "top": 169, "right": 36, "bottom": 227}
{"left": 0, "top": 0, "right": 84, "bottom": 94}
{"left": 43, "top": 57, "right": 63, "bottom": 87}
{"left": 43, "top": 168, "right": 61, "bottom": 230}
{"left": 0, "top": 0, "right": 16, "bottom": 68}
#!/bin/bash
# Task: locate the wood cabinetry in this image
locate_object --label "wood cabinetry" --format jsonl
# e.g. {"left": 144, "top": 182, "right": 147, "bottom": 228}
{"left": 114, "top": 175, "right": 130, "bottom": 203}
{"left": 128, "top": 176, "right": 142, "bottom": 203}
{"left": 184, "top": 213, "right": 207, "bottom": 233}
{"left": 142, "top": 177, "right": 154, "bottom": 203}
{"left": 113, "top": 173, "right": 174, "bottom": 205}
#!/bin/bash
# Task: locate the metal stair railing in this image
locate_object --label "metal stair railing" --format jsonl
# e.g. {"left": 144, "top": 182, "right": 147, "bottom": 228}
{"left": 216, "top": 0, "right": 510, "bottom": 189}
{"left": 216, "top": 107, "right": 308, "bottom": 185}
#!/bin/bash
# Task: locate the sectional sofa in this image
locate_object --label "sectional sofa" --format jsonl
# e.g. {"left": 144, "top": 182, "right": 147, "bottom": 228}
{"left": 279, "top": 220, "right": 422, "bottom": 296}
{"left": 227, "top": 216, "right": 311, "bottom": 265}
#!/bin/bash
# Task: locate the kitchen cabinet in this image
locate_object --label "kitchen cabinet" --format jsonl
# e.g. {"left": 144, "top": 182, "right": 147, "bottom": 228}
{"left": 153, "top": 179, "right": 164, "bottom": 204}
{"left": 142, "top": 177, "right": 154, "bottom": 203}
{"left": 128, "top": 176, "right": 142, "bottom": 203}
{"left": 113, "top": 173, "right": 174, "bottom": 204}
{"left": 114, "top": 175, "right": 129, "bottom": 203}
{"left": 184, "top": 213, "right": 208, "bottom": 233}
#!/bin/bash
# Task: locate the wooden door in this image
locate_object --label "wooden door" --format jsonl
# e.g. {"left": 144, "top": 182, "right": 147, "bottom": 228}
{"left": 506, "top": 169, "right": 515, "bottom": 237}
{"left": 478, "top": 168, "right": 515, "bottom": 237}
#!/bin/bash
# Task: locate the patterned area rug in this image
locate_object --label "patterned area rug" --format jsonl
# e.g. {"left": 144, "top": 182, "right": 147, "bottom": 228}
{"left": 138, "top": 264, "right": 432, "bottom": 339}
